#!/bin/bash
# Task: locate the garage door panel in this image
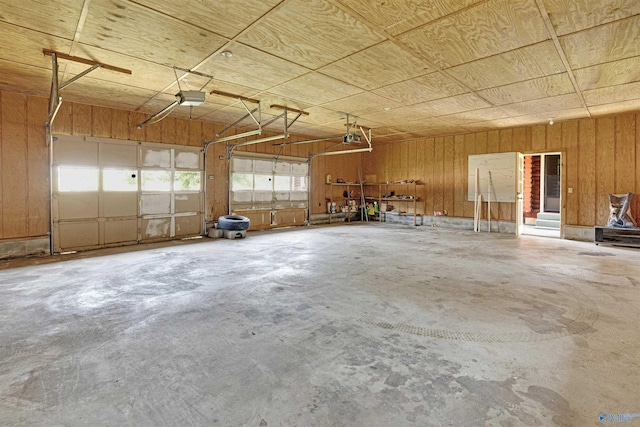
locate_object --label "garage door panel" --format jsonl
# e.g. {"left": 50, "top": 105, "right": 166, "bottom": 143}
{"left": 103, "top": 192, "right": 138, "bottom": 217}
{"left": 275, "top": 162, "right": 291, "bottom": 174}
{"left": 175, "top": 193, "right": 201, "bottom": 213}
{"left": 276, "top": 210, "right": 296, "bottom": 225}
{"left": 292, "top": 163, "right": 308, "bottom": 175}
{"left": 233, "top": 210, "right": 267, "bottom": 230}
{"left": 141, "top": 147, "right": 171, "bottom": 167}
{"left": 232, "top": 191, "right": 252, "bottom": 203}
{"left": 104, "top": 219, "right": 138, "bottom": 244}
{"left": 54, "top": 136, "right": 98, "bottom": 165}
{"left": 175, "top": 150, "right": 202, "bottom": 169}
{"left": 275, "top": 191, "right": 290, "bottom": 201}
{"left": 291, "top": 191, "right": 307, "bottom": 201}
{"left": 101, "top": 143, "right": 137, "bottom": 167}
{"left": 230, "top": 154, "right": 309, "bottom": 230}
{"left": 254, "top": 159, "right": 273, "bottom": 173}
{"left": 254, "top": 191, "right": 272, "bottom": 202}
{"left": 57, "top": 193, "right": 99, "bottom": 220}
{"left": 293, "top": 208, "right": 307, "bottom": 223}
{"left": 59, "top": 221, "right": 99, "bottom": 249}
{"left": 54, "top": 136, "right": 204, "bottom": 252}
{"left": 231, "top": 157, "right": 252, "bottom": 173}
{"left": 175, "top": 215, "right": 202, "bottom": 236}
{"left": 141, "top": 194, "right": 171, "bottom": 215}
{"left": 142, "top": 218, "right": 171, "bottom": 239}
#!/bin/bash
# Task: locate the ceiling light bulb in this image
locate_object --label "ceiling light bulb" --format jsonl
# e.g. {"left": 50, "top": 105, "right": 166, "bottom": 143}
{"left": 383, "top": 107, "right": 391, "bottom": 111}
{"left": 548, "top": 118, "right": 554, "bottom": 125}
{"left": 221, "top": 51, "right": 233, "bottom": 58}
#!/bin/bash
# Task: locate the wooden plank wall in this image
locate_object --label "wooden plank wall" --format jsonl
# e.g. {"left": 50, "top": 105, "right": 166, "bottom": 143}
{"left": 0, "top": 90, "right": 358, "bottom": 241}
{"left": 363, "top": 113, "right": 640, "bottom": 227}
{"left": 0, "top": 92, "right": 49, "bottom": 240}
{"left": 2, "top": 88, "right": 638, "bottom": 242}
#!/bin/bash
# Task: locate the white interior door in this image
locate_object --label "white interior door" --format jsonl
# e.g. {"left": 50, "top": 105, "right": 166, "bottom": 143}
{"left": 515, "top": 153, "right": 524, "bottom": 236}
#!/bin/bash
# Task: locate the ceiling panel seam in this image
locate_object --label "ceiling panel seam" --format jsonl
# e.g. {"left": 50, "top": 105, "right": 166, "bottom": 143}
{"left": 326, "top": 0, "right": 497, "bottom": 109}
{"left": 135, "top": 0, "right": 291, "bottom": 113}
{"left": 386, "top": 0, "right": 491, "bottom": 38}
{"left": 533, "top": 0, "right": 590, "bottom": 118}
{"left": 556, "top": 12, "right": 640, "bottom": 37}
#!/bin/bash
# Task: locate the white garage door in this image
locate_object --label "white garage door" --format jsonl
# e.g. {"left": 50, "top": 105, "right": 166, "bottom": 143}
{"left": 229, "top": 153, "right": 308, "bottom": 229}
{"left": 52, "top": 135, "right": 203, "bottom": 253}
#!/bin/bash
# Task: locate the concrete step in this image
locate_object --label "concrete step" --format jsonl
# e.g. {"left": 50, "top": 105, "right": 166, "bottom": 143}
{"left": 537, "top": 212, "right": 560, "bottom": 221}
{"left": 536, "top": 218, "right": 560, "bottom": 229}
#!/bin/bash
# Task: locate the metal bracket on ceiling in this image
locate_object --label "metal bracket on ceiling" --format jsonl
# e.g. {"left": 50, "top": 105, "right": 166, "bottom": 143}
{"left": 307, "top": 112, "right": 373, "bottom": 158}
{"left": 203, "top": 91, "right": 263, "bottom": 145}
{"left": 43, "top": 49, "right": 132, "bottom": 146}
{"left": 341, "top": 112, "right": 371, "bottom": 145}
{"left": 309, "top": 137, "right": 373, "bottom": 160}
{"left": 359, "top": 126, "right": 372, "bottom": 145}
{"left": 344, "top": 112, "right": 356, "bottom": 135}
{"left": 204, "top": 99, "right": 308, "bottom": 155}
{"left": 225, "top": 106, "right": 307, "bottom": 158}
{"left": 274, "top": 111, "right": 372, "bottom": 148}
{"left": 137, "top": 67, "right": 214, "bottom": 129}
{"left": 274, "top": 132, "right": 371, "bottom": 148}
{"left": 274, "top": 135, "right": 344, "bottom": 147}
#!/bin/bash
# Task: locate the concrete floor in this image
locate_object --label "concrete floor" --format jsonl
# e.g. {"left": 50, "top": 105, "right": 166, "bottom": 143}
{"left": 1, "top": 224, "right": 639, "bottom": 426}
{"left": 521, "top": 224, "right": 561, "bottom": 239}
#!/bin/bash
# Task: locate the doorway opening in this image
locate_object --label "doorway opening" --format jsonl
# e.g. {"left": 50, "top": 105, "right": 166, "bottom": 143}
{"left": 521, "top": 153, "right": 561, "bottom": 238}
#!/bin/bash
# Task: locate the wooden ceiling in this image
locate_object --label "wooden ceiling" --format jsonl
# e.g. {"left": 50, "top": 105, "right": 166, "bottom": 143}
{"left": 1, "top": 0, "right": 639, "bottom": 143}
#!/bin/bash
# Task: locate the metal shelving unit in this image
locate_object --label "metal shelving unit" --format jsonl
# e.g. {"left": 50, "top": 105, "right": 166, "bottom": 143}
{"left": 364, "top": 181, "right": 423, "bottom": 226}
{"left": 325, "top": 183, "right": 361, "bottom": 224}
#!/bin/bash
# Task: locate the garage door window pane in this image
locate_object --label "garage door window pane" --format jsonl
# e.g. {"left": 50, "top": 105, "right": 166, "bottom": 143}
{"left": 103, "top": 169, "right": 137, "bottom": 191}
{"left": 293, "top": 176, "right": 307, "bottom": 191}
{"left": 232, "top": 173, "right": 253, "bottom": 191}
{"left": 274, "top": 176, "right": 291, "bottom": 191}
{"left": 255, "top": 174, "right": 272, "bottom": 191}
{"left": 141, "top": 170, "right": 171, "bottom": 191}
{"left": 58, "top": 167, "right": 98, "bottom": 192}
{"left": 174, "top": 171, "right": 201, "bottom": 191}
